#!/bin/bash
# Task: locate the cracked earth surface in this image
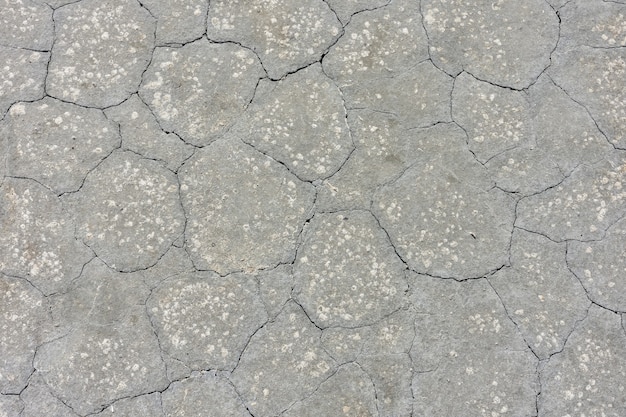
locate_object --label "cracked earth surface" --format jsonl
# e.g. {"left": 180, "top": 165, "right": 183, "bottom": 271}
{"left": 1, "top": 0, "right": 625, "bottom": 415}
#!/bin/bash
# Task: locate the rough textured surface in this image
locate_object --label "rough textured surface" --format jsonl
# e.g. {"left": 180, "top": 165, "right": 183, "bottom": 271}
{"left": 490, "top": 229, "right": 590, "bottom": 359}
{"left": 233, "top": 64, "right": 353, "bottom": 181}
{"left": 0, "top": 275, "right": 50, "bottom": 394}
{"left": 422, "top": 0, "right": 559, "bottom": 89}
{"left": 323, "top": 0, "right": 429, "bottom": 86}
{"left": 568, "top": 216, "right": 626, "bottom": 312}
{"left": 147, "top": 271, "right": 267, "bottom": 370}
{"left": 5, "top": 97, "right": 120, "bottom": 194}
{"left": 0, "top": 178, "right": 92, "bottom": 295}
{"left": 516, "top": 152, "right": 626, "bottom": 242}
{"left": 293, "top": 211, "right": 407, "bottom": 328}
{"left": 0, "top": 47, "right": 48, "bottom": 117}
{"left": 4, "top": 0, "right": 626, "bottom": 415}
{"left": 207, "top": 0, "right": 342, "bottom": 79}
{"left": 549, "top": 45, "right": 626, "bottom": 149}
{"left": 373, "top": 124, "right": 514, "bottom": 279}
{"left": 231, "top": 302, "right": 336, "bottom": 416}
{"left": 539, "top": 305, "right": 626, "bottom": 417}
{"left": 179, "top": 138, "right": 315, "bottom": 274}
{"left": 47, "top": 0, "right": 155, "bottom": 108}
{"left": 410, "top": 275, "right": 539, "bottom": 416}
{"left": 140, "top": 39, "right": 264, "bottom": 146}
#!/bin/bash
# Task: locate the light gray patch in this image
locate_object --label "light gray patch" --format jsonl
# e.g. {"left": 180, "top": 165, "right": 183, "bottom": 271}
{"left": 93, "top": 393, "right": 162, "bottom": 417}
{"left": 373, "top": 126, "right": 513, "bottom": 279}
{"left": 104, "top": 95, "right": 194, "bottom": 172}
{"left": 516, "top": 152, "right": 626, "bottom": 241}
{"left": 178, "top": 137, "right": 315, "bottom": 275}
{"left": 207, "top": 0, "right": 342, "bottom": 79}
{"left": 282, "top": 363, "right": 377, "bottom": 417}
{"left": 0, "top": 178, "right": 92, "bottom": 295}
{"left": 233, "top": 63, "right": 353, "bottom": 182}
{"left": 139, "top": 39, "right": 264, "bottom": 146}
{"left": 49, "top": 258, "right": 150, "bottom": 334}
{"left": 490, "top": 229, "right": 590, "bottom": 359}
{"left": 422, "top": 0, "right": 559, "bottom": 89}
{"left": 452, "top": 72, "right": 532, "bottom": 164}
{"left": 230, "top": 301, "right": 337, "bottom": 416}
{"left": 20, "top": 373, "right": 79, "bottom": 417}
{"left": 147, "top": 271, "right": 268, "bottom": 370}
{"left": 549, "top": 45, "right": 626, "bottom": 149}
{"left": 0, "top": 0, "right": 53, "bottom": 50}
{"left": 6, "top": 97, "right": 120, "bottom": 194}
{"left": 47, "top": 0, "right": 155, "bottom": 107}
{"left": 358, "top": 354, "right": 413, "bottom": 417}
{"left": 342, "top": 60, "right": 453, "bottom": 128}
{"left": 293, "top": 211, "right": 408, "bottom": 328}
{"left": 63, "top": 150, "right": 185, "bottom": 272}
{"left": 560, "top": 0, "right": 626, "bottom": 48}
{"left": 323, "top": 0, "right": 429, "bottom": 86}
{"left": 257, "top": 264, "right": 294, "bottom": 319}
{"left": 539, "top": 305, "right": 626, "bottom": 417}
{"left": 567, "top": 216, "right": 626, "bottom": 311}
{"left": 33, "top": 308, "right": 168, "bottom": 416}
{"left": 0, "top": 47, "right": 48, "bottom": 116}
{"left": 0, "top": 394, "right": 24, "bottom": 416}
{"left": 161, "top": 372, "right": 249, "bottom": 417}
{"left": 410, "top": 275, "right": 538, "bottom": 416}
{"left": 0, "top": 275, "right": 51, "bottom": 394}
{"left": 140, "top": 0, "right": 207, "bottom": 44}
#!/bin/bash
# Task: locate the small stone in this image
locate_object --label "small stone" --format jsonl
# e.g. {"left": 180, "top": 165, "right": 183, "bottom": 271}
{"left": 0, "top": 0, "right": 53, "bottom": 50}
{"left": 47, "top": 0, "right": 155, "bottom": 107}
{"left": 105, "top": 95, "right": 194, "bottom": 172}
{"left": 0, "top": 178, "right": 92, "bottom": 295}
{"left": 410, "top": 275, "right": 538, "bottom": 416}
{"left": 540, "top": 305, "right": 626, "bottom": 417}
{"left": 422, "top": 0, "right": 559, "bottom": 89}
{"left": 489, "top": 229, "right": 590, "bottom": 359}
{"left": 294, "top": 211, "right": 408, "bottom": 328}
{"left": 323, "top": 0, "right": 429, "bottom": 86}
{"left": 147, "top": 271, "right": 268, "bottom": 370}
{"left": 33, "top": 308, "right": 167, "bottom": 416}
{"left": 179, "top": 137, "right": 315, "bottom": 274}
{"left": 140, "top": 39, "right": 264, "bottom": 146}
{"left": 230, "top": 301, "right": 336, "bottom": 416}
{"left": 6, "top": 97, "right": 120, "bottom": 194}
{"left": 63, "top": 151, "right": 185, "bottom": 271}
{"left": 0, "top": 275, "right": 51, "bottom": 394}
{"left": 234, "top": 63, "right": 353, "bottom": 181}
{"left": 140, "top": 0, "right": 208, "bottom": 44}
{"left": 0, "top": 47, "right": 47, "bottom": 116}
{"left": 568, "top": 216, "right": 626, "bottom": 311}
{"left": 452, "top": 72, "right": 532, "bottom": 163}
{"left": 162, "top": 372, "right": 250, "bottom": 417}
{"left": 207, "top": 0, "right": 342, "bottom": 79}
{"left": 516, "top": 152, "right": 626, "bottom": 241}
{"left": 282, "top": 363, "right": 377, "bottom": 417}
